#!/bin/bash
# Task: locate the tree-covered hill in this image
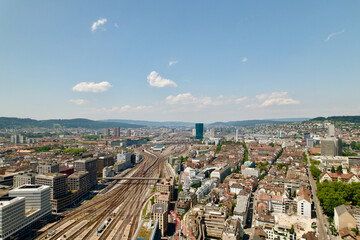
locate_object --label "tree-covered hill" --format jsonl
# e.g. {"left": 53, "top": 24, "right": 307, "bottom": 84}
{"left": 0, "top": 117, "right": 143, "bottom": 129}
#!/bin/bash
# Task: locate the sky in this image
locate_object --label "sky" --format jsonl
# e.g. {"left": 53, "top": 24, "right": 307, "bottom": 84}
{"left": 0, "top": 1, "right": 359, "bottom": 123}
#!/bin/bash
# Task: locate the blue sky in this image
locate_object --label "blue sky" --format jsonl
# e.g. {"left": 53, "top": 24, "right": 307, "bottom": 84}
{"left": 1, "top": 1, "right": 359, "bottom": 122}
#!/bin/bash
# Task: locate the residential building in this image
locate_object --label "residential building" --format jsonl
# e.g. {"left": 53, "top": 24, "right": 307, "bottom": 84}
{"left": 334, "top": 205, "right": 357, "bottom": 231}
{"left": 296, "top": 187, "right": 311, "bottom": 219}
{"left": 222, "top": 218, "right": 244, "bottom": 240}
{"left": 233, "top": 194, "right": 250, "bottom": 226}
{"left": 114, "top": 127, "right": 120, "bottom": 138}
{"left": 242, "top": 168, "right": 260, "bottom": 178}
{"left": 319, "top": 172, "right": 360, "bottom": 183}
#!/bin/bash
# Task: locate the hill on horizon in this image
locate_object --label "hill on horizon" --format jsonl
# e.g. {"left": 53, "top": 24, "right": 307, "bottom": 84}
{"left": 0, "top": 117, "right": 143, "bottom": 129}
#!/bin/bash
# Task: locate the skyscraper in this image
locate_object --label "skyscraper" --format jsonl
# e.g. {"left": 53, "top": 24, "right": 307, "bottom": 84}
{"left": 114, "top": 127, "right": 120, "bottom": 138}
{"left": 105, "top": 128, "right": 111, "bottom": 137}
{"left": 195, "top": 123, "right": 204, "bottom": 140}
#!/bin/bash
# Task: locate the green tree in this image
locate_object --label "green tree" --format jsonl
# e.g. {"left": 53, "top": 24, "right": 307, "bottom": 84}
{"left": 337, "top": 165, "right": 343, "bottom": 173}
{"left": 331, "top": 166, "right": 336, "bottom": 173}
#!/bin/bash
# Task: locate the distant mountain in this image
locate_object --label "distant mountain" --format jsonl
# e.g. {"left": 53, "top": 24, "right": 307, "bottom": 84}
{"left": 104, "top": 119, "right": 194, "bottom": 127}
{"left": 310, "top": 116, "right": 360, "bottom": 123}
{"left": 207, "top": 120, "right": 280, "bottom": 127}
{"left": 0, "top": 117, "right": 143, "bottom": 129}
{"left": 208, "top": 118, "right": 309, "bottom": 127}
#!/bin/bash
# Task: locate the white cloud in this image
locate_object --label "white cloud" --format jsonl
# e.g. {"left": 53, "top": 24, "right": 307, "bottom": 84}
{"left": 91, "top": 18, "right": 107, "bottom": 32}
{"left": 165, "top": 93, "right": 246, "bottom": 107}
{"left": 168, "top": 60, "right": 179, "bottom": 66}
{"left": 325, "top": 29, "right": 345, "bottom": 42}
{"left": 147, "top": 71, "right": 177, "bottom": 88}
{"left": 234, "top": 97, "right": 248, "bottom": 104}
{"left": 114, "top": 23, "right": 119, "bottom": 28}
{"left": 119, "top": 105, "right": 152, "bottom": 112}
{"left": 241, "top": 57, "right": 248, "bottom": 63}
{"left": 255, "top": 92, "right": 300, "bottom": 107}
{"left": 68, "top": 99, "right": 87, "bottom": 105}
{"left": 72, "top": 81, "right": 112, "bottom": 93}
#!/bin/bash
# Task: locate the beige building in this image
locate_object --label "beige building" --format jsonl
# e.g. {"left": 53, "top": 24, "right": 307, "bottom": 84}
{"left": 222, "top": 218, "right": 244, "bottom": 240}
{"left": 334, "top": 205, "right": 357, "bottom": 231}
{"left": 151, "top": 203, "right": 168, "bottom": 237}
{"left": 35, "top": 173, "right": 67, "bottom": 199}
{"left": 156, "top": 177, "right": 175, "bottom": 201}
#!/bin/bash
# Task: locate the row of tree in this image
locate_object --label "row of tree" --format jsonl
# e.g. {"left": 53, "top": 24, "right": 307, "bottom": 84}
{"left": 317, "top": 181, "right": 360, "bottom": 215}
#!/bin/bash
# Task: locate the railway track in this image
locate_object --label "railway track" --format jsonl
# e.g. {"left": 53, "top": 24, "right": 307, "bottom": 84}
{"left": 37, "top": 144, "right": 189, "bottom": 240}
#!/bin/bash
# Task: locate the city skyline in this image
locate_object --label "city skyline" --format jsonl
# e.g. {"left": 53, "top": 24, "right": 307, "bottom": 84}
{"left": 1, "top": 1, "right": 359, "bottom": 122}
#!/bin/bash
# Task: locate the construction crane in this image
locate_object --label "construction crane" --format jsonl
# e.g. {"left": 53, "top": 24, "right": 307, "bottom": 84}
{"left": 170, "top": 210, "right": 196, "bottom": 240}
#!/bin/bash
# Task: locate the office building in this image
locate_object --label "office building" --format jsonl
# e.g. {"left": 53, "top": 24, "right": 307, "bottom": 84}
{"left": 321, "top": 138, "right": 342, "bottom": 156}
{"left": 127, "top": 129, "right": 131, "bottom": 137}
{"left": 195, "top": 123, "right": 204, "bottom": 140}
{"left": 4, "top": 185, "right": 51, "bottom": 239}
{"left": 37, "top": 163, "right": 59, "bottom": 175}
{"left": 97, "top": 155, "right": 115, "bottom": 173}
{"left": 117, "top": 151, "right": 131, "bottom": 163}
{"left": 67, "top": 171, "right": 90, "bottom": 193}
{"left": 114, "top": 127, "right": 120, "bottom": 138}
{"left": 9, "top": 185, "right": 51, "bottom": 214}
{"left": 151, "top": 203, "right": 168, "bottom": 237}
{"left": 13, "top": 172, "right": 36, "bottom": 188}
{"left": 74, "top": 158, "right": 97, "bottom": 187}
{"left": 0, "top": 196, "right": 26, "bottom": 240}
{"left": 35, "top": 173, "right": 67, "bottom": 199}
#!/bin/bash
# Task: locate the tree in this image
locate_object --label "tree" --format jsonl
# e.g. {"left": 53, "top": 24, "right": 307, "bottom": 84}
{"left": 337, "top": 165, "right": 343, "bottom": 173}
{"left": 331, "top": 166, "right": 336, "bottom": 173}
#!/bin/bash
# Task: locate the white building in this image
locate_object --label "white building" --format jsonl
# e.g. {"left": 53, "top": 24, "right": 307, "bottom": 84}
{"left": 195, "top": 180, "right": 214, "bottom": 201}
{"left": 233, "top": 194, "right": 250, "bottom": 226}
{"left": 210, "top": 165, "right": 231, "bottom": 181}
{"left": 0, "top": 185, "right": 52, "bottom": 239}
{"left": 117, "top": 151, "right": 131, "bottom": 163}
{"left": 0, "top": 196, "right": 26, "bottom": 240}
{"left": 242, "top": 168, "right": 260, "bottom": 178}
{"left": 296, "top": 188, "right": 311, "bottom": 219}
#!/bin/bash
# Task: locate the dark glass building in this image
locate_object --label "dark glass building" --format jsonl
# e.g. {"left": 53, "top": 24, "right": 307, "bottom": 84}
{"left": 195, "top": 123, "right": 204, "bottom": 140}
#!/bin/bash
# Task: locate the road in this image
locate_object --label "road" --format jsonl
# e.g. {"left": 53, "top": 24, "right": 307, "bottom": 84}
{"left": 306, "top": 152, "right": 332, "bottom": 240}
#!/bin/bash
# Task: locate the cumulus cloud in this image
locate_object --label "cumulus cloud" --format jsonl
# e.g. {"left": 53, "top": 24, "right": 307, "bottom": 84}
{"left": 72, "top": 81, "right": 112, "bottom": 93}
{"left": 91, "top": 18, "right": 107, "bottom": 32}
{"left": 68, "top": 99, "right": 87, "bottom": 105}
{"left": 325, "top": 29, "right": 345, "bottom": 42}
{"left": 241, "top": 57, "right": 248, "bottom": 63}
{"left": 147, "top": 71, "right": 177, "bottom": 88}
{"left": 255, "top": 92, "right": 300, "bottom": 107}
{"left": 168, "top": 60, "right": 179, "bottom": 66}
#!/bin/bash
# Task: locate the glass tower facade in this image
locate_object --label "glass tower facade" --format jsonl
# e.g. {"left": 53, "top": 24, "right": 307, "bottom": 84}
{"left": 195, "top": 123, "right": 204, "bottom": 140}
